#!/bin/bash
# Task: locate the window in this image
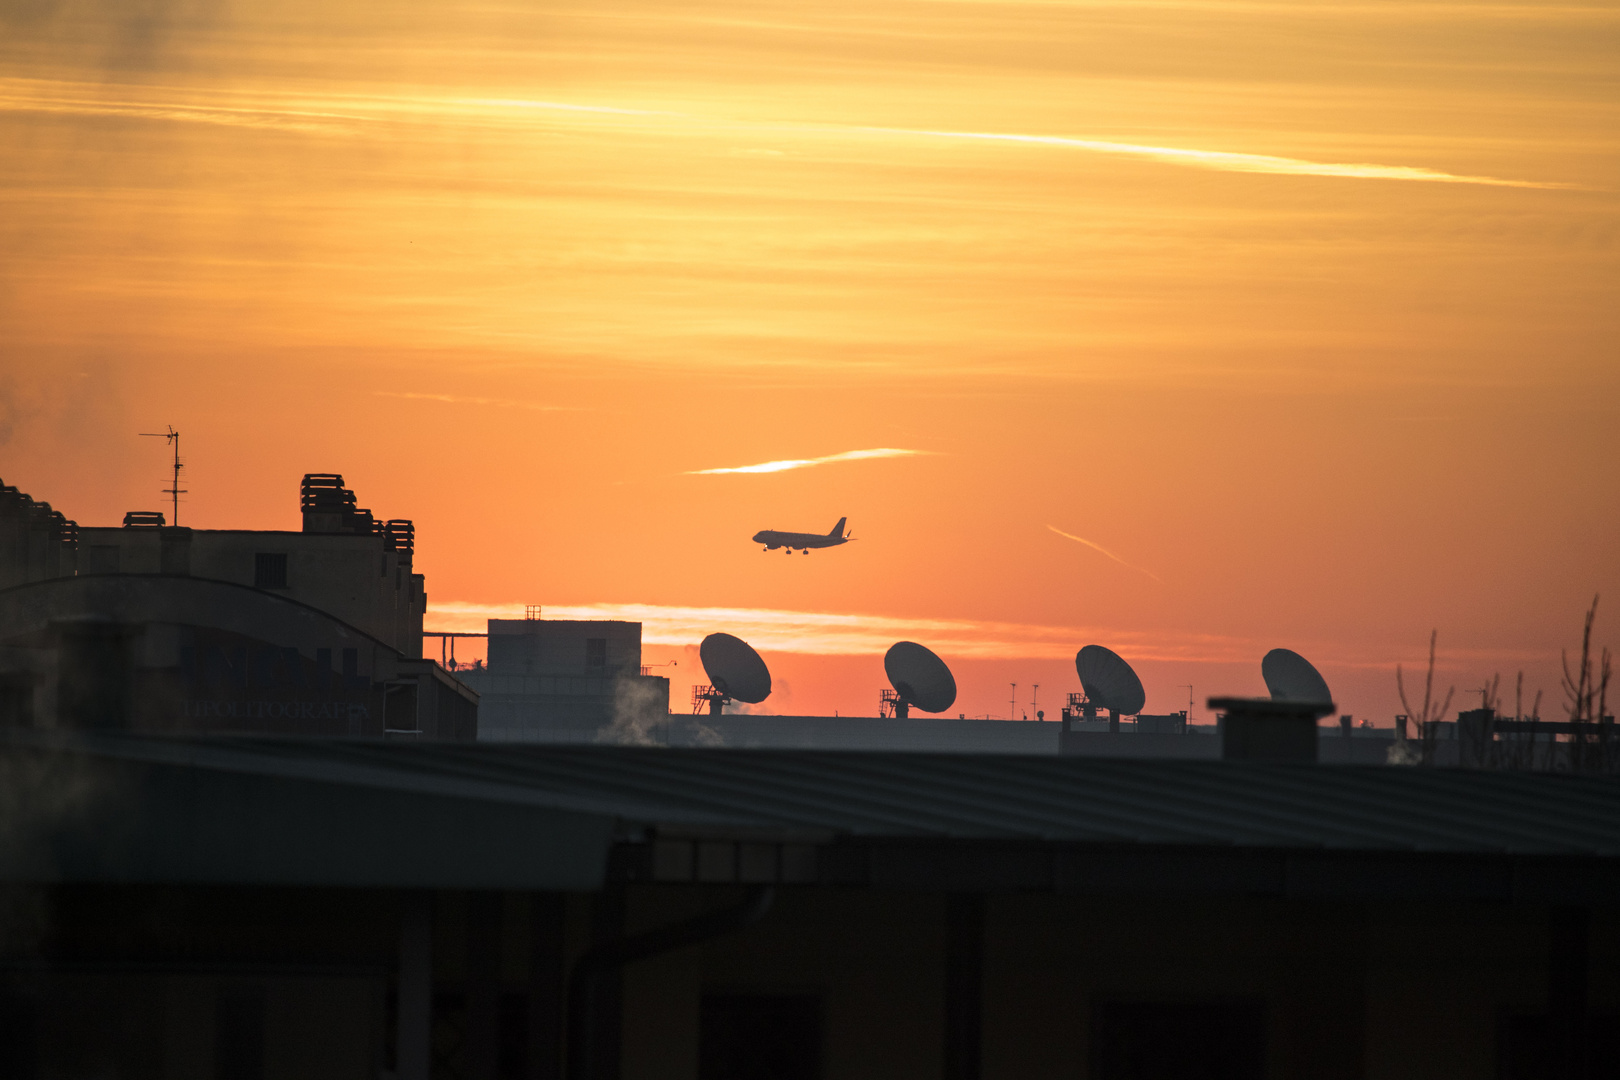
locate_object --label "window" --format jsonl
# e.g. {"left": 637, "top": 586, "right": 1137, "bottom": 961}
{"left": 253, "top": 552, "right": 288, "bottom": 589}
{"left": 586, "top": 638, "right": 608, "bottom": 670}
{"left": 1092, "top": 1001, "right": 1263, "bottom": 1080}
{"left": 700, "top": 994, "right": 822, "bottom": 1080}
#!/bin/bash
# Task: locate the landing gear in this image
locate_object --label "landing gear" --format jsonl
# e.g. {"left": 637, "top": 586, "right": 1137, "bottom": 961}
{"left": 802, "top": 549, "right": 809, "bottom": 554}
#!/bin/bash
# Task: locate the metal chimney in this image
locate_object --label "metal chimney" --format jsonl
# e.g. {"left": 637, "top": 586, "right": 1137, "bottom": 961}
{"left": 1210, "top": 697, "right": 1335, "bottom": 763}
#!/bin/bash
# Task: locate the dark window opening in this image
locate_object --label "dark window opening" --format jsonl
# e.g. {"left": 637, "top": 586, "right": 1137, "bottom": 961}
{"left": 699, "top": 994, "right": 822, "bottom": 1080}
{"left": 342, "top": 647, "right": 359, "bottom": 685}
{"left": 1093, "top": 1000, "right": 1263, "bottom": 1080}
{"left": 586, "top": 638, "right": 608, "bottom": 671}
{"left": 253, "top": 552, "right": 288, "bottom": 589}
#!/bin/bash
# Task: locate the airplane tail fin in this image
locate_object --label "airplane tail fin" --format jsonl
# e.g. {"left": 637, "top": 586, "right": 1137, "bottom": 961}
{"left": 830, "top": 517, "right": 847, "bottom": 538}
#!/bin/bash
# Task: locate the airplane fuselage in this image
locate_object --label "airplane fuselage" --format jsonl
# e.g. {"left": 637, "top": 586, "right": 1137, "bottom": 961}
{"left": 753, "top": 518, "right": 851, "bottom": 553}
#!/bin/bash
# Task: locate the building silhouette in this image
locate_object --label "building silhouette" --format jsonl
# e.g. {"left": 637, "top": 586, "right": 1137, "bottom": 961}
{"left": 0, "top": 473, "right": 474, "bottom": 737}
{"left": 458, "top": 615, "right": 670, "bottom": 741}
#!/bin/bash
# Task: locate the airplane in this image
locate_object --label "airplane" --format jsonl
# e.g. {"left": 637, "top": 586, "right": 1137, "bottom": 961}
{"left": 753, "top": 518, "right": 853, "bottom": 554}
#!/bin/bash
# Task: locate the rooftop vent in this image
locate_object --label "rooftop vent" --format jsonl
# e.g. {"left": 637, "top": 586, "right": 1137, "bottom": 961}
{"left": 50, "top": 511, "right": 78, "bottom": 548}
{"left": 300, "top": 473, "right": 382, "bottom": 535}
{"left": 384, "top": 519, "right": 415, "bottom": 555}
{"left": 1, "top": 481, "right": 79, "bottom": 557}
{"left": 1211, "top": 696, "right": 1334, "bottom": 763}
{"left": 122, "top": 511, "right": 167, "bottom": 528}
{"left": 0, "top": 485, "right": 34, "bottom": 517}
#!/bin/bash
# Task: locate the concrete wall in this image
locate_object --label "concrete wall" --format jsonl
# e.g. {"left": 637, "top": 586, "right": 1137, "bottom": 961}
{"left": 0, "top": 485, "right": 76, "bottom": 589}
{"left": 0, "top": 575, "right": 473, "bottom": 737}
{"left": 469, "top": 673, "right": 671, "bottom": 743}
{"left": 474, "top": 709, "right": 1429, "bottom": 760}
{"left": 76, "top": 527, "right": 424, "bottom": 658}
{"left": 488, "top": 619, "right": 643, "bottom": 678}
{"left": 578, "top": 714, "right": 1403, "bottom": 760}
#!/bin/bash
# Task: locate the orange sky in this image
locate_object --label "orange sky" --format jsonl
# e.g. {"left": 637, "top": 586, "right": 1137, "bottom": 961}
{"left": 2, "top": 0, "right": 1616, "bottom": 724}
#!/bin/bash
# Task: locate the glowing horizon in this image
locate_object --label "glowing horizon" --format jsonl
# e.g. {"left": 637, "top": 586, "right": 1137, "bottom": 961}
{"left": 2, "top": 0, "right": 1613, "bottom": 723}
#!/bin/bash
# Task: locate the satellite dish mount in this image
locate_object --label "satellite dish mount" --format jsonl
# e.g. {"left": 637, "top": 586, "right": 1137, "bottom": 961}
{"left": 882, "top": 642, "right": 957, "bottom": 719}
{"left": 1074, "top": 645, "right": 1146, "bottom": 734}
{"left": 694, "top": 634, "right": 772, "bottom": 716}
{"left": 692, "top": 683, "right": 729, "bottom": 716}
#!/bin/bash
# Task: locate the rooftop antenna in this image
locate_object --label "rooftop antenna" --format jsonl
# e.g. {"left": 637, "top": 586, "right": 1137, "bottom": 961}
{"left": 1076, "top": 645, "right": 1147, "bottom": 733}
{"left": 882, "top": 642, "right": 957, "bottom": 719}
{"left": 693, "top": 633, "right": 772, "bottom": 715}
{"left": 1182, "top": 684, "right": 1194, "bottom": 720}
{"left": 1261, "top": 648, "right": 1333, "bottom": 707}
{"left": 139, "top": 426, "right": 184, "bottom": 525}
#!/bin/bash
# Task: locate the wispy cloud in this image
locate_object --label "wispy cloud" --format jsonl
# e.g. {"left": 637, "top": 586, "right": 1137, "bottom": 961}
{"left": 427, "top": 601, "right": 1247, "bottom": 662}
{"left": 373, "top": 391, "right": 580, "bottom": 411}
{"left": 685, "top": 448, "right": 928, "bottom": 475}
{"left": 1047, "top": 525, "right": 1162, "bottom": 582}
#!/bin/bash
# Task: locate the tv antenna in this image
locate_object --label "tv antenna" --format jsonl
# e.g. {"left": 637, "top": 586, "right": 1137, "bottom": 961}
{"left": 139, "top": 426, "right": 185, "bottom": 525}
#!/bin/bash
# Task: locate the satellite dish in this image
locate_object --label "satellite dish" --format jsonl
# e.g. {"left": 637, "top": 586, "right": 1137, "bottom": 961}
{"left": 1075, "top": 645, "right": 1146, "bottom": 717}
{"left": 1261, "top": 648, "right": 1332, "bottom": 706}
{"left": 695, "top": 633, "right": 771, "bottom": 715}
{"left": 883, "top": 642, "right": 956, "bottom": 718}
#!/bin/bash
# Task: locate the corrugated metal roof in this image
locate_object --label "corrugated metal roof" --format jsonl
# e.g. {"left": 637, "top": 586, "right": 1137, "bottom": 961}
{"left": 18, "top": 733, "right": 1620, "bottom": 857}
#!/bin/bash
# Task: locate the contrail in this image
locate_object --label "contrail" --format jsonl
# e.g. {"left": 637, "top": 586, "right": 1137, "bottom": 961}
{"left": 687, "top": 448, "right": 928, "bottom": 475}
{"left": 373, "top": 391, "right": 580, "bottom": 411}
{"left": 1047, "top": 525, "right": 1162, "bottom": 582}
{"left": 0, "top": 77, "right": 1573, "bottom": 189}
{"left": 869, "top": 126, "right": 1570, "bottom": 189}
